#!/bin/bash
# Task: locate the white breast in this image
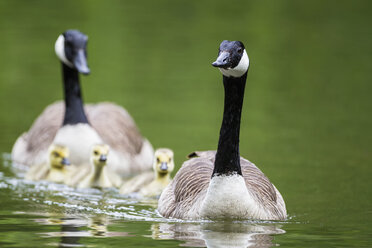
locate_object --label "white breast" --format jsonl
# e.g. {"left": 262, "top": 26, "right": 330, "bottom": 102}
{"left": 200, "top": 174, "right": 268, "bottom": 219}
{"left": 53, "top": 123, "right": 103, "bottom": 165}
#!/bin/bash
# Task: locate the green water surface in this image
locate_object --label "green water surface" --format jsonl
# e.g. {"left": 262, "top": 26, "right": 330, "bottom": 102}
{"left": 0, "top": 0, "right": 371, "bottom": 247}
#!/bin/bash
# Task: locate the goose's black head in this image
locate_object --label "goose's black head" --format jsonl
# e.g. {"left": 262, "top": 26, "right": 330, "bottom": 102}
{"left": 212, "top": 40, "right": 249, "bottom": 78}
{"left": 55, "top": 30, "right": 90, "bottom": 75}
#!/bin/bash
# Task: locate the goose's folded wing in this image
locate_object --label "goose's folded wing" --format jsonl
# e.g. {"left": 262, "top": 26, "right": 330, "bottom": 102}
{"left": 23, "top": 102, "right": 64, "bottom": 157}
{"left": 85, "top": 102, "right": 145, "bottom": 155}
{"left": 240, "top": 158, "right": 277, "bottom": 203}
{"left": 158, "top": 154, "right": 213, "bottom": 218}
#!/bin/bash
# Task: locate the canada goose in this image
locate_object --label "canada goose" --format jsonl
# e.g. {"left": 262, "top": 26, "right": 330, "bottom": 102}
{"left": 158, "top": 41, "right": 287, "bottom": 220}
{"left": 67, "top": 144, "right": 122, "bottom": 189}
{"left": 120, "top": 148, "right": 174, "bottom": 197}
{"left": 11, "top": 30, "right": 153, "bottom": 176}
{"left": 26, "top": 144, "right": 71, "bottom": 184}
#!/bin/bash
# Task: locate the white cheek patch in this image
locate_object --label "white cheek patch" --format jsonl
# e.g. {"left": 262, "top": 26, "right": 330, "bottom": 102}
{"left": 219, "top": 49, "right": 249, "bottom": 78}
{"left": 55, "top": 35, "right": 74, "bottom": 68}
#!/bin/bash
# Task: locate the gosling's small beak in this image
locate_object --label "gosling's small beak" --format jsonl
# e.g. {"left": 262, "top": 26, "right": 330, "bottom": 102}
{"left": 160, "top": 162, "right": 168, "bottom": 171}
{"left": 61, "top": 158, "right": 71, "bottom": 166}
{"left": 99, "top": 155, "right": 107, "bottom": 162}
{"left": 73, "top": 49, "right": 90, "bottom": 75}
{"left": 212, "top": 51, "right": 230, "bottom": 68}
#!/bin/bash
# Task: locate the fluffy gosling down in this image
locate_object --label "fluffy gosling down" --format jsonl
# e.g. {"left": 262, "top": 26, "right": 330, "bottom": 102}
{"left": 120, "top": 148, "right": 174, "bottom": 197}
{"left": 26, "top": 144, "right": 71, "bottom": 184}
{"left": 67, "top": 144, "right": 122, "bottom": 189}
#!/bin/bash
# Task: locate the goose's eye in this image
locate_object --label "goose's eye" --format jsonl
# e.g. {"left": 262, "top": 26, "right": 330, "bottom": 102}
{"left": 169, "top": 158, "right": 172, "bottom": 163}
{"left": 94, "top": 150, "right": 99, "bottom": 156}
{"left": 157, "top": 158, "right": 160, "bottom": 163}
{"left": 53, "top": 152, "right": 59, "bottom": 157}
{"left": 237, "top": 48, "right": 243, "bottom": 54}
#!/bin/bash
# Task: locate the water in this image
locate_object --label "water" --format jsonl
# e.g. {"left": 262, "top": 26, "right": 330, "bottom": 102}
{"left": 0, "top": 0, "right": 372, "bottom": 247}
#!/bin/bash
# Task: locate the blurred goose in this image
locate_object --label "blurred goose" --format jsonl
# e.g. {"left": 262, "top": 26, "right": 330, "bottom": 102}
{"left": 158, "top": 41, "right": 287, "bottom": 220}
{"left": 11, "top": 30, "right": 153, "bottom": 176}
{"left": 68, "top": 144, "right": 122, "bottom": 189}
{"left": 120, "top": 148, "right": 174, "bottom": 197}
{"left": 26, "top": 144, "right": 71, "bottom": 183}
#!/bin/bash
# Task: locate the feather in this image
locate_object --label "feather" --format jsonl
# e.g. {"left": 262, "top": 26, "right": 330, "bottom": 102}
{"left": 158, "top": 151, "right": 287, "bottom": 220}
{"left": 11, "top": 101, "right": 153, "bottom": 175}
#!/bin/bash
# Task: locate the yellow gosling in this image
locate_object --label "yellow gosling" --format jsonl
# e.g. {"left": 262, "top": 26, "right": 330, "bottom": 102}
{"left": 74, "top": 144, "right": 121, "bottom": 189}
{"left": 26, "top": 144, "right": 71, "bottom": 184}
{"left": 120, "top": 148, "right": 174, "bottom": 197}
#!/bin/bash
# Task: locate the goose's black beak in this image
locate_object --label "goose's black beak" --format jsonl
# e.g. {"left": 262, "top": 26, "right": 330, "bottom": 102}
{"left": 99, "top": 155, "right": 107, "bottom": 162}
{"left": 73, "top": 49, "right": 90, "bottom": 75}
{"left": 212, "top": 51, "right": 231, "bottom": 69}
{"left": 160, "top": 162, "right": 168, "bottom": 171}
{"left": 61, "top": 158, "right": 71, "bottom": 166}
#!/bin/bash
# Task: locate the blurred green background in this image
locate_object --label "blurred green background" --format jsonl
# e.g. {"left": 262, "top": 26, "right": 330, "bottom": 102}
{"left": 0, "top": 0, "right": 371, "bottom": 247}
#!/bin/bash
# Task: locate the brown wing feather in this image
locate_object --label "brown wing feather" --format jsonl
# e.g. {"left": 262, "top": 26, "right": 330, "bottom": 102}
{"left": 85, "top": 102, "right": 144, "bottom": 155}
{"left": 159, "top": 153, "right": 214, "bottom": 218}
{"left": 25, "top": 102, "right": 64, "bottom": 153}
{"left": 11, "top": 102, "right": 64, "bottom": 166}
{"left": 173, "top": 160, "right": 213, "bottom": 203}
{"left": 240, "top": 158, "right": 277, "bottom": 202}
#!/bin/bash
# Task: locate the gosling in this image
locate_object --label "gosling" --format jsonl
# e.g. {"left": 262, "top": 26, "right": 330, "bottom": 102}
{"left": 120, "top": 148, "right": 174, "bottom": 197}
{"left": 68, "top": 144, "right": 121, "bottom": 189}
{"left": 26, "top": 144, "right": 71, "bottom": 184}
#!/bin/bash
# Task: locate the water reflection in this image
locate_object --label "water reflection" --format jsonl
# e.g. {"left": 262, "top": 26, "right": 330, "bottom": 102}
{"left": 151, "top": 222, "right": 285, "bottom": 248}
{"left": 36, "top": 215, "right": 131, "bottom": 247}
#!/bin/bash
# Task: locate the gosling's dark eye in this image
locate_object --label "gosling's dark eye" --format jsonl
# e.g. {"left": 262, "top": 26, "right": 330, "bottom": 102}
{"left": 169, "top": 158, "right": 172, "bottom": 163}
{"left": 157, "top": 158, "right": 160, "bottom": 163}
{"left": 94, "top": 151, "right": 99, "bottom": 156}
{"left": 53, "top": 152, "right": 59, "bottom": 157}
{"left": 237, "top": 48, "right": 243, "bottom": 54}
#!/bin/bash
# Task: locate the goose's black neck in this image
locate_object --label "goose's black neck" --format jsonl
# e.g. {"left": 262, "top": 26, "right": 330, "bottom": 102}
{"left": 61, "top": 63, "right": 89, "bottom": 126}
{"left": 213, "top": 72, "right": 247, "bottom": 176}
